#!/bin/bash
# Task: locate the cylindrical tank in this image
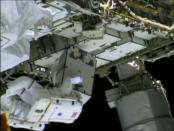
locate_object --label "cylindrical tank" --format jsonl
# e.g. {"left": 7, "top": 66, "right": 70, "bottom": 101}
{"left": 116, "top": 88, "right": 174, "bottom": 131}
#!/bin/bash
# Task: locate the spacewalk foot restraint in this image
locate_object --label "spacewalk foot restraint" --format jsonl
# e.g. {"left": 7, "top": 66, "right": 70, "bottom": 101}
{"left": 105, "top": 62, "right": 174, "bottom": 131}
{"left": 0, "top": 113, "right": 11, "bottom": 131}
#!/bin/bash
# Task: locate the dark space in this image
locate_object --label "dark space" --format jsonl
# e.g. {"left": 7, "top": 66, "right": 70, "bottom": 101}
{"left": 11, "top": 55, "right": 174, "bottom": 131}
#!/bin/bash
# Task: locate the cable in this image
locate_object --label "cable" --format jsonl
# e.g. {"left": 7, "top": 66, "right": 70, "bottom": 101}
{"left": 118, "top": 0, "right": 174, "bottom": 31}
{"left": 90, "top": 0, "right": 100, "bottom": 9}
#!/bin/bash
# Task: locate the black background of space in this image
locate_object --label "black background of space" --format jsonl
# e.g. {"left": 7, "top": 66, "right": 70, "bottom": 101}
{"left": 11, "top": 55, "right": 174, "bottom": 131}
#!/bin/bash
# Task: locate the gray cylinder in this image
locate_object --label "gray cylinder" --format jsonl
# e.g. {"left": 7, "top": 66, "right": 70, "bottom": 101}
{"left": 116, "top": 89, "right": 174, "bottom": 131}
